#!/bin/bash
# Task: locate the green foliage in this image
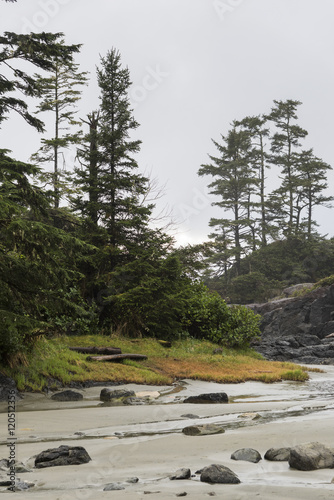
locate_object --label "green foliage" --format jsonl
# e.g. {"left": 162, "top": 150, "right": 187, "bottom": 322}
{"left": 0, "top": 31, "right": 81, "bottom": 131}
{"left": 182, "top": 283, "right": 261, "bottom": 347}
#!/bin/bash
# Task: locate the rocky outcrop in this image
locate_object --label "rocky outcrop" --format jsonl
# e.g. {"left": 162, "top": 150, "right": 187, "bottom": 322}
{"left": 250, "top": 285, "right": 334, "bottom": 364}
{"left": 183, "top": 393, "right": 228, "bottom": 404}
{"left": 34, "top": 445, "right": 91, "bottom": 468}
{"left": 288, "top": 442, "right": 334, "bottom": 470}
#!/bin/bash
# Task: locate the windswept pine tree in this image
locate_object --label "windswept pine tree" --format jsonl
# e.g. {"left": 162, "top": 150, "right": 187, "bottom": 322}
{"left": 198, "top": 122, "right": 258, "bottom": 275}
{"left": 31, "top": 43, "right": 88, "bottom": 208}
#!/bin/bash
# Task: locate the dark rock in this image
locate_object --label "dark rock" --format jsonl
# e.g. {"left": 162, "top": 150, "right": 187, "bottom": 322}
{"left": 288, "top": 442, "right": 334, "bottom": 471}
{"left": 264, "top": 447, "right": 291, "bottom": 461}
{"left": 170, "top": 468, "right": 191, "bottom": 480}
{"left": 231, "top": 448, "right": 262, "bottom": 463}
{"left": 183, "top": 393, "right": 228, "bottom": 404}
{"left": 51, "top": 390, "right": 83, "bottom": 401}
{"left": 176, "top": 493, "right": 188, "bottom": 497}
{"left": 182, "top": 424, "right": 225, "bottom": 436}
{"left": 251, "top": 285, "right": 334, "bottom": 364}
{"left": 34, "top": 445, "right": 91, "bottom": 468}
{"left": 103, "top": 483, "right": 126, "bottom": 491}
{"left": 126, "top": 477, "right": 139, "bottom": 483}
{"left": 0, "top": 479, "right": 12, "bottom": 486}
{"left": 0, "top": 373, "right": 21, "bottom": 402}
{"left": 0, "top": 459, "right": 9, "bottom": 470}
{"left": 200, "top": 464, "right": 240, "bottom": 484}
{"left": 181, "top": 414, "right": 200, "bottom": 419}
{"left": 100, "top": 388, "right": 135, "bottom": 402}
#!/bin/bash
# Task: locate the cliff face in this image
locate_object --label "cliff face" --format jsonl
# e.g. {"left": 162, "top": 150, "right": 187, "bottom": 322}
{"left": 250, "top": 285, "right": 334, "bottom": 364}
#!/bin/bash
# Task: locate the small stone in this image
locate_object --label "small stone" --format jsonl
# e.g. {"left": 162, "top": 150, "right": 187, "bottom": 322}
{"left": 176, "top": 493, "right": 187, "bottom": 497}
{"left": 238, "top": 412, "right": 261, "bottom": 420}
{"left": 170, "top": 468, "right": 191, "bottom": 480}
{"left": 126, "top": 477, "right": 139, "bottom": 483}
{"left": 103, "top": 483, "right": 126, "bottom": 491}
{"left": 181, "top": 414, "right": 199, "bottom": 419}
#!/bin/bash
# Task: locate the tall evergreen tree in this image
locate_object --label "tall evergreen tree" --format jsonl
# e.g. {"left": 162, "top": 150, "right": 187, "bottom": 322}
{"left": 73, "top": 49, "right": 153, "bottom": 255}
{"left": 267, "top": 99, "right": 308, "bottom": 236}
{"left": 237, "top": 115, "right": 270, "bottom": 246}
{"left": 295, "top": 149, "right": 333, "bottom": 237}
{"left": 31, "top": 50, "right": 88, "bottom": 208}
{"left": 199, "top": 122, "right": 258, "bottom": 275}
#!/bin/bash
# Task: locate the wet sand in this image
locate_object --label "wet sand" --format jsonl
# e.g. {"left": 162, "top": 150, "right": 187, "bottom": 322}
{"left": 1, "top": 367, "right": 334, "bottom": 499}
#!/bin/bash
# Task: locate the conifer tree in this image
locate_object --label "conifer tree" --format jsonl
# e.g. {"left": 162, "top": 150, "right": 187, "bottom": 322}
{"left": 237, "top": 115, "right": 270, "bottom": 246}
{"left": 0, "top": 32, "right": 80, "bottom": 131}
{"left": 31, "top": 50, "right": 88, "bottom": 208}
{"left": 295, "top": 149, "right": 333, "bottom": 237}
{"left": 267, "top": 99, "right": 308, "bottom": 236}
{"left": 73, "top": 49, "right": 153, "bottom": 255}
{"left": 199, "top": 122, "right": 258, "bottom": 275}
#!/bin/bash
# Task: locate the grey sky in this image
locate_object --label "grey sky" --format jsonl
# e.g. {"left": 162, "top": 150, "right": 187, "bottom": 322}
{"left": 1, "top": 0, "right": 334, "bottom": 245}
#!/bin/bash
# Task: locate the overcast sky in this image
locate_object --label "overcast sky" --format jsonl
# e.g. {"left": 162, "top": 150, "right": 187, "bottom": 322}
{"left": 1, "top": 0, "right": 334, "bottom": 245}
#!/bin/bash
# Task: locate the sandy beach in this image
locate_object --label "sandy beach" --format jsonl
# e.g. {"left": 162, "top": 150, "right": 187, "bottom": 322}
{"left": 1, "top": 367, "right": 334, "bottom": 499}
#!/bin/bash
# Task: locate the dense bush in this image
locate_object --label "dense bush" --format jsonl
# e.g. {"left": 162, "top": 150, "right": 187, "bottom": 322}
{"left": 182, "top": 283, "right": 261, "bottom": 347}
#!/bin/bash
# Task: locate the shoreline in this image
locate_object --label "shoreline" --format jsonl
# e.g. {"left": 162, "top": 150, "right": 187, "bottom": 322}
{"left": 1, "top": 367, "right": 334, "bottom": 498}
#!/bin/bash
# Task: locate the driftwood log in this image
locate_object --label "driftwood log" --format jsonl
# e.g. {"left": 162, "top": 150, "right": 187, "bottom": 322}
{"left": 69, "top": 347, "right": 122, "bottom": 355}
{"left": 86, "top": 353, "right": 148, "bottom": 362}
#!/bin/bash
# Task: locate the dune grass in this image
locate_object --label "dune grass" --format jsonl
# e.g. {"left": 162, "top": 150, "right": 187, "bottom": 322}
{"left": 2, "top": 334, "right": 317, "bottom": 392}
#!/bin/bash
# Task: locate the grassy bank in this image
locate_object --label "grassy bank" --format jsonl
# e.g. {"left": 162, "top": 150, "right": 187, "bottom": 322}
{"left": 2, "top": 335, "right": 315, "bottom": 392}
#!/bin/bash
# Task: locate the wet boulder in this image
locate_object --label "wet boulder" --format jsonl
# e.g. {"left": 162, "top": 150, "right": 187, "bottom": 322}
{"left": 200, "top": 464, "right": 240, "bottom": 484}
{"left": 182, "top": 424, "right": 225, "bottom": 436}
{"left": 100, "top": 388, "right": 135, "bottom": 402}
{"left": 231, "top": 448, "right": 262, "bottom": 463}
{"left": 183, "top": 393, "right": 228, "bottom": 404}
{"left": 34, "top": 445, "right": 91, "bottom": 468}
{"left": 51, "top": 390, "right": 83, "bottom": 401}
{"left": 265, "top": 447, "right": 291, "bottom": 461}
{"left": 288, "top": 442, "right": 334, "bottom": 470}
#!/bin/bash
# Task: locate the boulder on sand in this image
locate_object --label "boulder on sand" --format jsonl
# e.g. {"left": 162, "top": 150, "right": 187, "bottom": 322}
{"left": 288, "top": 442, "right": 334, "bottom": 471}
{"left": 200, "top": 464, "right": 240, "bottom": 484}
{"left": 264, "top": 447, "right": 291, "bottom": 461}
{"left": 231, "top": 448, "right": 262, "bottom": 463}
{"left": 34, "top": 445, "right": 91, "bottom": 468}
{"left": 183, "top": 393, "right": 228, "bottom": 404}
